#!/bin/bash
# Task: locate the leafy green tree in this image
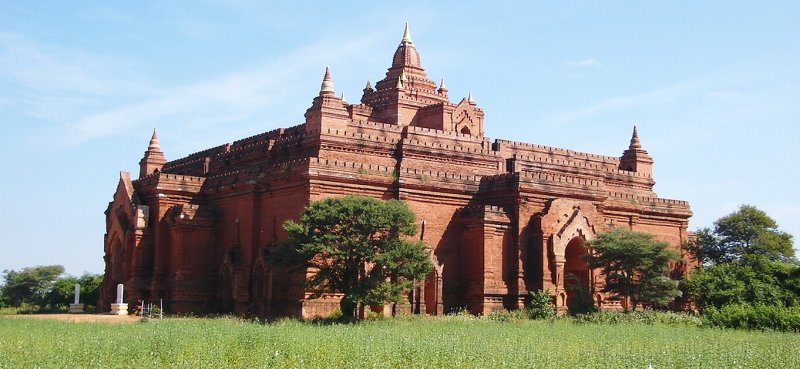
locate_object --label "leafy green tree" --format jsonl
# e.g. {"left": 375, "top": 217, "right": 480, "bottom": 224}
{"left": 1, "top": 265, "right": 65, "bottom": 308}
{"left": 683, "top": 255, "right": 800, "bottom": 310}
{"left": 77, "top": 273, "right": 103, "bottom": 310}
{"left": 44, "top": 275, "right": 78, "bottom": 310}
{"left": 42, "top": 273, "right": 103, "bottom": 311}
{"left": 686, "top": 205, "right": 794, "bottom": 264}
{"left": 681, "top": 205, "right": 799, "bottom": 311}
{"left": 277, "top": 196, "right": 433, "bottom": 320}
{"left": 584, "top": 228, "right": 681, "bottom": 311}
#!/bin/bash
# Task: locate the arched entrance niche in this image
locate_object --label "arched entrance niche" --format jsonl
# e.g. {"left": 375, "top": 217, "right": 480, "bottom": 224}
{"left": 537, "top": 199, "right": 604, "bottom": 311}
{"left": 563, "top": 237, "right": 589, "bottom": 310}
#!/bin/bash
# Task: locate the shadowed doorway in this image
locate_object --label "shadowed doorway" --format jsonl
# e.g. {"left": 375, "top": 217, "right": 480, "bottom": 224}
{"left": 564, "top": 237, "right": 590, "bottom": 310}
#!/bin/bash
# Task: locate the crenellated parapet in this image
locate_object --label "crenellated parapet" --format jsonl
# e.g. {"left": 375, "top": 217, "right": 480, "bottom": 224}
{"left": 201, "top": 167, "right": 264, "bottom": 190}
{"left": 135, "top": 172, "right": 205, "bottom": 188}
{"left": 510, "top": 154, "right": 649, "bottom": 178}
{"left": 161, "top": 143, "right": 231, "bottom": 174}
{"left": 403, "top": 125, "right": 489, "bottom": 147}
{"left": 604, "top": 191, "right": 692, "bottom": 219}
{"left": 456, "top": 205, "right": 512, "bottom": 225}
{"left": 164, "top": 204, "right": 216, "bottom": 227}
{"left": 494, "top": 139, "right": 621, "bottom": 170}
{"left": 319, "top": 127, "right": 402, "bottom": 144}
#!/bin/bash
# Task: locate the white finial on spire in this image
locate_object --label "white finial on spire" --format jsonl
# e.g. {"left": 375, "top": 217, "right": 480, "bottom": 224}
{"left": 364, "top": 79, "right": 373, "bottom": 91}
{"left": 402, "top": 22, "right": 412, "bottom": 43}
{"left": 320, "top": 66, "right": 335, "bottom": 95}
{"left": 439, "top": 78, "right": 447, "bottom": 90}
{"left": 340, "top": 92, "right": 347, "bottom": 104}
{"left": 396, "top": 76, "right": 404, "bottom": 89}
{"left": 467, "top": 91, "right": 474, "bottom": 104}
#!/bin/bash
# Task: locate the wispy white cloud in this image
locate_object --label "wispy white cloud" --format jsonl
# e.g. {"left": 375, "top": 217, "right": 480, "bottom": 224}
{"left": 708, "top": 90, "right": 742, "bottom": 98}
{"left": 0, "top": 32, "right": 151, "bottom": 95}
{"left": 545, "top": 82, "right": 690, "bottom": 126}
{"left": 543, "top": 65, "right": 762, "bottom": 128}
{"left": 564, "top": 57, "right": 600, "bottom": 67}
{"left": 1, "top": 27, "right": 392, "bottom": 149}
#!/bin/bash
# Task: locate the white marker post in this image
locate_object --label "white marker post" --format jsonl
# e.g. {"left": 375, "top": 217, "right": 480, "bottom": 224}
{"left": 68, "top": 283, "right": 84, "bottom": 313}
{"left": 110, "top": 283, "right": 128, "bottom": 315}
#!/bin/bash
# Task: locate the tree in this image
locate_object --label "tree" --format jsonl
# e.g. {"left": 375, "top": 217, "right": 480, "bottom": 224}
{"left": 43, "top": 273, "right": 103, "bottom": 311}
{"left": 1, "top": 265, "right": 65, "bottom": 308}
{"left": 77, "top": 273, "right": 103, "bottom": 310}
{"left": 682, "top": 255, "right": 800, "bottom": 310}
{"left": 681, "top": 205, "right": 799, "bottom": 311}
{"left": 44, "top": 275, "right": 78, "bottom": 310}
{"left": 584, "top": 228, "right": 681, "bottom": 311}
{"left": 686, "top": 205, "right": 794, "bottom": 264}
{"left": 277, "top": 196, "right": 433, "bottom": 320}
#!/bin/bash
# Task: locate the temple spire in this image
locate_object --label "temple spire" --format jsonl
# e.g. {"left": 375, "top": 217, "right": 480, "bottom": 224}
{"left": 320, "top": 66, "right": 335, "bottom": 96}
{"left": 364, "top": 79, "right": 373, "bottom": 91}
{"left": 402, "top": 22, "right": 412, "bottom": 44}
{"left": 391, "top": 23, "right": 421, "bottom": 69}
{"left": 467, "top": 91, "right": 474, "bottom": 104}
{"left": 139, "top": 128, "right": 167, "bottom": 179}
{"left": 619, "top": 125, "right": 653, "bottom": 176}
{"left": 629, "top": 125, "right": 642, "bottom": 150}
{"left": 148, "top": 128, "right": 161, "bottom": 151}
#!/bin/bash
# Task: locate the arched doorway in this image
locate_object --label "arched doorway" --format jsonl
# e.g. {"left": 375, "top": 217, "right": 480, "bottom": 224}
{"left": 564, "top": 237, "right": 590, "bottom": 310}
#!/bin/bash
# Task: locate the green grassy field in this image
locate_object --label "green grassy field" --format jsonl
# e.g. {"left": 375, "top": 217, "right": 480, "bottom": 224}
{"left": 1, "top": 315, "right": 798, "bottom": 368}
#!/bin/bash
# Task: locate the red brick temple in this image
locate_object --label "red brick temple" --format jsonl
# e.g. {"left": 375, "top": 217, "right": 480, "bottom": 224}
{"left": 101, "top": 25, "right": 691, "bottom": 317}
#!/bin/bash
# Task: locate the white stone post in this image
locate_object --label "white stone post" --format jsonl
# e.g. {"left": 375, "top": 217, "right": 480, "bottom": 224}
{"left": 68, "top": 283, "right": 84, "bottom": 313}
{"left": 110, "top": 283, "right": 129, "bottom": 315}
{"left": 116, "top": 284, "right": 123, "bottom": 303}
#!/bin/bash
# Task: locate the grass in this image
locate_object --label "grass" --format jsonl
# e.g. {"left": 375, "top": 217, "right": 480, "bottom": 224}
{"left": 1, "top": 314, "right": 799, "bottom": 368}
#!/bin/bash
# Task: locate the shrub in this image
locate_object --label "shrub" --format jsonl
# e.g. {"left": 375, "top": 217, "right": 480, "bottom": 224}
{"left": 703, "top": 304, "right": 800, "bottom": 332}
{"left": 365, "top": 310, "right": 384, "bottom": 320}
{"left": 565, "top": 280, "right": 598, "bottom": 316}
{"left": 446, "top": 308, "right": 478, "bottom": 321}
{"left": 484, "top": 310, "right": 515, "bottom": 322}
{"left": 572, "top": 310, "right": 703, "bottom": 327}
{"left": 328, "top": 308, "right": 343, "bottom": 321}
{"left": 525, "top": 289, "right": 557, "bottom": 320}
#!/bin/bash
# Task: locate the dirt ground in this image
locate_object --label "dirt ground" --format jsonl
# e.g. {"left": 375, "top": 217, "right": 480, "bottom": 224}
{"left": 6, "top": 313, "right": 141, "bottom": 324}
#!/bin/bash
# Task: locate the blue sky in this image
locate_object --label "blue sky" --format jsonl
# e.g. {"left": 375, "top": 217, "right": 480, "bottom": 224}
{"left": 1, "top": 1, "right": 798, "bottom": 275}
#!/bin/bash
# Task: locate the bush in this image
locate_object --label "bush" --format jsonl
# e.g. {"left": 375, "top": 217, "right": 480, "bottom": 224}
{"left": 446, "top": 308, "right": 478, "bottom": 321}
{"left": 683, "top": 255, "right": 800, "bottom": 310}
{"left": 484, "top": 310, "right": 515, "bottom": 322}
{"left": 525, "top": 289, "right": 557, "bottom": 320}
{"left": 480, "top": 290, "right": 558, "bottom": 322}
{"left": 572, "top": 310, "right": 702, "bottom": 327}
{"left": 703, "top": 304, "right": 800, "bottom": 332}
